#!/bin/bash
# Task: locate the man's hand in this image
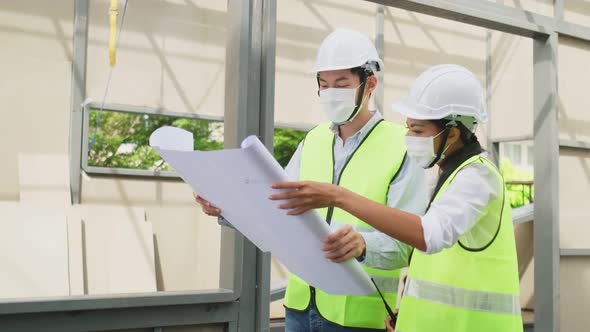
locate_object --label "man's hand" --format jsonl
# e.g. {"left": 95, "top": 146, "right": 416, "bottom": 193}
{"left": 322, "top": 225, "right": 366, "bottom": 263}
{"left": 193, "top": 193, "right": 222, "bottom": 217}
{"left": 385, "top": 316, "right": 395, "bottom": 332}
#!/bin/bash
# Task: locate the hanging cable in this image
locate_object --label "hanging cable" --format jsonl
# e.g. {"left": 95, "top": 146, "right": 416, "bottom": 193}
{"left": 88, "top": 0, "right": 129, "bottom": 155}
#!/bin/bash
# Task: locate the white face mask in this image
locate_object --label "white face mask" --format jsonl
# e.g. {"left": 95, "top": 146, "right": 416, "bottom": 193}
{"left": 319, "top": 85, "right": 363, "bottom": 125}
{"left": 405, "top": 130, "right": 449, "bottom": 169}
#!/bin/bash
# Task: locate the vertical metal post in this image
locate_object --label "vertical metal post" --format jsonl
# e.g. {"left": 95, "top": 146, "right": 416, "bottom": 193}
{"left": 554, "top": 0, "right": 564, "bottom": 21}
{"left": 223, "top": 0, "right": 275, "bottom": 330}
{"left": 69, "top": 0, "right": 89, "bottom": 204}
{"left": 226, "top": 320, "right": 239, "bottom": 332}
{"left": 260, "top": 0, "right": 277, "bottom": 153}
{"left": 533, "top": 32, "right": 560, "bottom": 332}
{"left": 222, "top": 0, "right": 254, "bottom": 330}
{"left": 486, "top": 28, "right": 494, "bottom": 158}
{"left": 256, "top": 0, "right": 277, "bottom": 331}
{"left": 374, "top": 5, "right": 385, "bottom": 113}
{"left": 491, "top": 141, "right": 500, "bottom": 167}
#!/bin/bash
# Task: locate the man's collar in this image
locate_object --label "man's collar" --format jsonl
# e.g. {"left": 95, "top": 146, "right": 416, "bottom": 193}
{"left": 329, "top": 111, "right": 383, "bottom": 139}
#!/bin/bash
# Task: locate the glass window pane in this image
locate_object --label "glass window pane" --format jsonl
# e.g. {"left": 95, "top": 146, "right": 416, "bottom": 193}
{"left": 513, "top": 144, "right": 522, "bottom": 165}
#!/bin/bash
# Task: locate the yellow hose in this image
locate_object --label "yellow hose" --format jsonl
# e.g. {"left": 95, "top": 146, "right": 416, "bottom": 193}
{"left": 109, "top": 0, "right": 118, "bottom": 66}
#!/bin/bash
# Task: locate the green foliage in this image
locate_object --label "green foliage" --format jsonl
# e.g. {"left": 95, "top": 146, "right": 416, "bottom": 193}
{"left": 88, "top": 110, "right": 223, "bottom": 170}
{"left": 500, "top": 158, "right": 534, "bottom": 208}
{"left": 88, "top": 109, "right": 306, "bottom": 171}
{"left": 273, "top": 128, "right": 307, "bottom": 167}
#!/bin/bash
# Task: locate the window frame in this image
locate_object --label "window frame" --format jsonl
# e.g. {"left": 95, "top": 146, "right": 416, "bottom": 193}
{"left": 81, "top": 102, "right": 225, "bottom": 178}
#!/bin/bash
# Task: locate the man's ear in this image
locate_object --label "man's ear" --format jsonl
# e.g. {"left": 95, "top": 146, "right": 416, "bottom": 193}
{"left": 365, "top": 75, "right": 377, "bottom": 95}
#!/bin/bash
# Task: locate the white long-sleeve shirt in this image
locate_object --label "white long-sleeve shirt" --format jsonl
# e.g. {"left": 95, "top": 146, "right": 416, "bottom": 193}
{"left": 421, "top": 153, "right": 504, "bottom": 254}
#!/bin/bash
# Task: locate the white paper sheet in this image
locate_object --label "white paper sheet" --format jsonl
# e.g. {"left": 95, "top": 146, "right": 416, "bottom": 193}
{"left": 150, "top": 127, "right": 375, "bottom": 296}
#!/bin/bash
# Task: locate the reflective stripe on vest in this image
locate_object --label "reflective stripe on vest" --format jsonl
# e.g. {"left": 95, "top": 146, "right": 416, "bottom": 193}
{"left": 372, "top": 275, "right": 400, "bottom": 294}
{"left": 284, "top": 120, "right": 408, "bottom": 329}
{"left": 404, "top": 277, "right": 521, "bottom": 315}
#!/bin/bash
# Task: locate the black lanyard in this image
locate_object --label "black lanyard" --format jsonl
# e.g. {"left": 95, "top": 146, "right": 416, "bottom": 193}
{"left": 371, "top": 278, "right": 397, "bottom": 327}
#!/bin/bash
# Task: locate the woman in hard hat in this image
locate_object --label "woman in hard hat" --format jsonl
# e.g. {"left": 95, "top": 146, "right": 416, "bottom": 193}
{"left": 270, "top": 64, "right": 523, "bottom": 332}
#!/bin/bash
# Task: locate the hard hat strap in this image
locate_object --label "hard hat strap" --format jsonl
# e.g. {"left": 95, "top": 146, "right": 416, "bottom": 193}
{"left": 427, "top": 127, "right": 451, "bottom": 168}
{"left": 343, "top": 79, "right": 368, "bottom": 123}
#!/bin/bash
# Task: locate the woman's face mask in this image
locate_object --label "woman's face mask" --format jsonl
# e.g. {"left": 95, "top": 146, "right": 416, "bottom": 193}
{"left": 319, "top": 84, "right": 364, "bottom": 125}
{"left": 405, "top": 129, "right": 450, "bottom": 169}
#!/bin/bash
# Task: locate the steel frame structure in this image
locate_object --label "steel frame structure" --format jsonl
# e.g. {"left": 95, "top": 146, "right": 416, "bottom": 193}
{"left": 0, "top": 0, "right": 588, "bottom": 331}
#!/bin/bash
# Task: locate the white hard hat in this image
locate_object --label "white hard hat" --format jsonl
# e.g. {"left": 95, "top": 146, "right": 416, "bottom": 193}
{"left": 312, "top": 28, "right": 384, "bottom": 73}
{"left": 393, "top": 64, "right": 488, "bottom": 130}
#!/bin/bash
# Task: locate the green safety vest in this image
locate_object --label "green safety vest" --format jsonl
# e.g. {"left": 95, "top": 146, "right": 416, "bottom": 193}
{"left": 284, "top": 119, "right": 408, "bottom": 329}
{"left": 396, "top": 155, "right": 523, "bottom": 332}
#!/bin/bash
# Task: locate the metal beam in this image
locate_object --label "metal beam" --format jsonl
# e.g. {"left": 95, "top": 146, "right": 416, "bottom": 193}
{"left": 85, "top": 102, "right": 224, "bottom": 122}
{"left": 270, "top": 280, "right": 288, "bottom": 302}
{"left": 512, "top": 203, "right": 534, "bottom": 225}
{"left": 557, "top": 20, "right": 590, "bottom": 43}
{"left": 492, "top": 135, "right": 534, "bottom": 143}
{"left": 0, "top": 302, "right": 236, "bottom": 332}
{"left": 560, "top": 139, "right": 590, "bottom": 150}
{"left": 560, "top": 249, "right": 590, "bottom": 257}
{"left": 364, "top": 0, "right": 553, "bottom": 38}
{"left": 533, "top": 32, "right": 560, "bottom": 332}
{"left": 84, "top": 166, "right": 179, "bottom": 179}
{"left": 69, "top": 0, "right": 89, "bottom": 204}
{"left": 0, "top": 289, "right": 235, "bottom": 315}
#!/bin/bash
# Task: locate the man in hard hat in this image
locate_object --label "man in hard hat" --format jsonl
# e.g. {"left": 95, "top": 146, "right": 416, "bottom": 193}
{"left": 270, "top": 64, "right": 524, "bottom": 332}
{"left": 195, "top": 28, "right": 427, "bottom": 331}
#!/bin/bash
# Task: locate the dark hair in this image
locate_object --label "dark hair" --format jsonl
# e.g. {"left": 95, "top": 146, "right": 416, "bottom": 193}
{"left": 350, "top": 66, "right": 375, "bottom": 81}
{"left": 431, "top": 119, "right": 477, "bottom": 145}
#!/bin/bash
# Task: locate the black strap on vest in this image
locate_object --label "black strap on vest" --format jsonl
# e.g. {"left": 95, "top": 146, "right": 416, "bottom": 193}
{"left": 371, "top": 278, "right": 397, "bottom": 327}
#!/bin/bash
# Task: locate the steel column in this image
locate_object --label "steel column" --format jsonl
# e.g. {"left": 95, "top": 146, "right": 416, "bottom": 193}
{"left": 68, "top": 0, "right": 89, "bottom": 204}
{"left": 223, "top": 0, "right": 276, "bottom": 330}
{"left": 374, "top": 5, "right": 385, "bottom": 113}
{"left": 533, "top": 32, "right": 560, "bottom": 332}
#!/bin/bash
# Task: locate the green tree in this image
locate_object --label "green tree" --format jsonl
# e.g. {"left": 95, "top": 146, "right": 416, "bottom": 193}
{"left": 273, "top": 128, "right": 307, "bottom": 167}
